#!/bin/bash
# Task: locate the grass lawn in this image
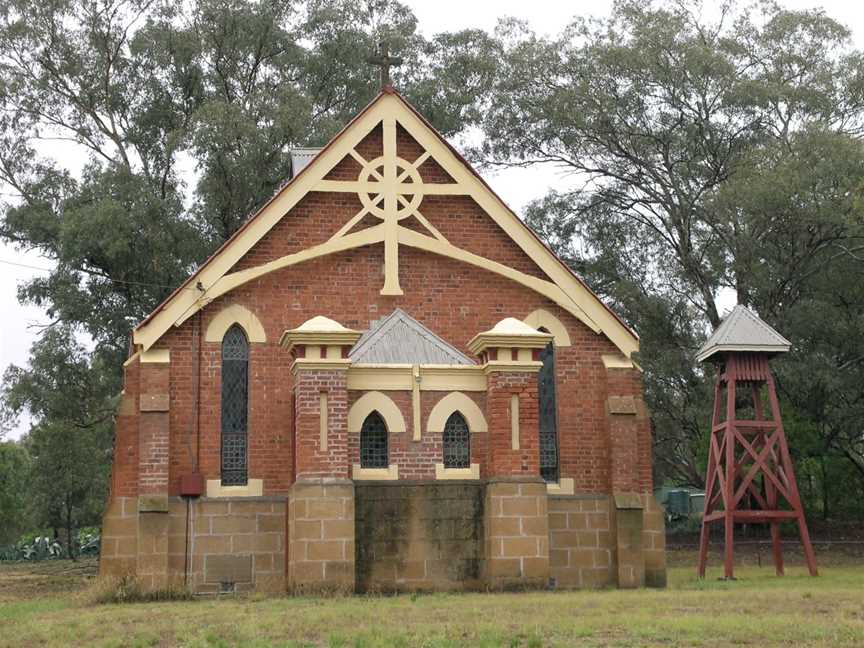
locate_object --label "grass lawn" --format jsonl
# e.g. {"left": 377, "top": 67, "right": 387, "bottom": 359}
{"left": 0, "top": 558, "right": 862, "bottom": 647}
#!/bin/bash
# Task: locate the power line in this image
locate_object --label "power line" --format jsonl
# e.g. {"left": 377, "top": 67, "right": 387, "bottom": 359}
{"left": 0, "top": 257, "right": 199, "bottom": 291}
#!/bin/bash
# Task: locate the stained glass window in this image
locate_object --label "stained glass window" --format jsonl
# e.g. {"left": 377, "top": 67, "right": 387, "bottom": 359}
{"left": 443, "top": 411, "right": 470, "bottom": 469}
{"left": 538, "top": 339, "right": 559, "bottom": 482}
{"left": 221, "top": 324, "right": 248, "bottom": 485}
{"left": 360, "top": 411, "right": 388, "bottom": 468}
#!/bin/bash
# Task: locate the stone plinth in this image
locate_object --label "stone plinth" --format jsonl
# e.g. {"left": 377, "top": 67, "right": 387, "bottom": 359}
{"left": 287, "top": 478, "right": 355, "bottom": 593}
{"left": 484, "top": 478, "right": 549, "bottom": 589}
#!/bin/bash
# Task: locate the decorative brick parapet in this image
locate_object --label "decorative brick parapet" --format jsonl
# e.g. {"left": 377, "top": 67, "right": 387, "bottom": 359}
{"left": 287, "top": 478, "right": 355, "bottom": 593}
{"left": 484, "top": 478, "right": 549, "bottom": 589}
{"left": 548, "top": 494, "right": 614, "bottom": 588}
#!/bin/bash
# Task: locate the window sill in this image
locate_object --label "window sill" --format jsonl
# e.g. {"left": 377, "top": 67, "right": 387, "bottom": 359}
{"left": 435, "top": 463, "right": 480, "bottom": 480}
{"left": 206, "top": 479, "right": 263, "bottom": 498}
{"left": 546, "top": 477, "right": 575, "bottom": 495}
{"left": 352, "top": 464, "right": 399, "bottom": 481}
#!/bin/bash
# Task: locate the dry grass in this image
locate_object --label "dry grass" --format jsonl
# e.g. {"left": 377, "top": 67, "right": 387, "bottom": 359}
{"left": 0, "top": 555, "right": 862, "bottom": 647}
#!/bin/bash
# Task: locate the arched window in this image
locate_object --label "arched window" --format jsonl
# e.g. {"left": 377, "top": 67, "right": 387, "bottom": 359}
{"left": 538, "top": 335, "right": 559, "bottom": 482}
{"left": 442, "top": 412, "right": 470, "bottom": 469}
{"left": 360, "top": 411, "right": 388, "bottom": 468}
{"left": 221, "top": 324, "right": 249, "bottom": 485}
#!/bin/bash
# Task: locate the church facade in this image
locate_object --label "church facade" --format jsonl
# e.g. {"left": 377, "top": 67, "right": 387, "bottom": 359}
{"left": 100, "top": 88, "right": 666, "bottom": 593}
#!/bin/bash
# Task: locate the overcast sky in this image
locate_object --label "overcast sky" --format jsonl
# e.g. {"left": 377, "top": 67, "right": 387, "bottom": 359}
{"left": 2, "top": 0, "right": 863, "bottom": 439}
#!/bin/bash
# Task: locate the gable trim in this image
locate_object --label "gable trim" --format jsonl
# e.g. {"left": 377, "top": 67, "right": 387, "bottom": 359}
{"left": 132, "top": 90, "right": 639, "bottom": 359}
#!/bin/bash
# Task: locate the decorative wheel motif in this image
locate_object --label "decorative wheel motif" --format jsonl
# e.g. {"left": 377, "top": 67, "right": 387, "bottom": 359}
{"left": 358, "top": 155, "right": 424, "bottom": 221}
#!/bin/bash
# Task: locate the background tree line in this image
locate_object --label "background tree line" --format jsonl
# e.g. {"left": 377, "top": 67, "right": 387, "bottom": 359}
{"left": 1, "top": 0, "right": 862, "bottom": 553}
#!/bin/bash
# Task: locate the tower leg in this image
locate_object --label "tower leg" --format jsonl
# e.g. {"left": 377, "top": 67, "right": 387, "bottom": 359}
{"left": 797, "top": 515, "right": 819, "bottom": 577}
{"left": 723, "top": 511, "right": 735, "bottom": 579}
{"left": 697, "top": 522, "right": 710, "bottom": 578}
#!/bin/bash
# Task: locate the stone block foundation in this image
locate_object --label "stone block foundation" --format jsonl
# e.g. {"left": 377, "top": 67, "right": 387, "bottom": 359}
{"left": 287, "top": 479, "right": 355, "bottom": 593}
{"left": 101, "top": 487, "right": 665, "bottom": 593}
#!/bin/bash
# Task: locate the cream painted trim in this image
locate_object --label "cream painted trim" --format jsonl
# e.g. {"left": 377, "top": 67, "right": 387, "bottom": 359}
{"left": 291, "top": 359, "right": 352, "bottom": 374}
{"left": 483, "top": 361, "right": 542, "bottom": 374}
{"left": 524, "top": 309, "right": 571, "bottom": 347}
{"left": 204, "top": 304, "right": 267, "bottom": 343}
{"left": 392, "top": 95, "right": 638, "bottom": 357}
{"left": 140, "top": 349, "right": 170, "bottom": 364}
{"left": 206, "top": 479, "right": 264, "bottom": 498}
{"left": 602, "top": 354, "right": 635, "bottom": 369}
{"left": 546, "top": 478, "right": 575, "bottom": 496}
{"left": 510, "top": 394, "right": 520, "bottom": 450}
{"left": 352, "top": 464, "right": 399, "bottom": 481}
{"left": 435, "top": 463, "right": 480, "bottom": 480}
{"left": 412, "top": 365, "right": 421, "bottom": 441}
{"left": 427, "top": 392, "right": 488, "bottom": 433}
{"left": 347, "top": 391, "right": 406, "bottom": 434}
{"left": 123, "top": 351, "right": 141, "bottom": 367}
{"left": 132, "top": 92, "right": 639, "bottom": 360}
{"left": 346, "top": 364, "right": 486, "bottom": 392}
{"left": 319, "top": 392, "right": 328, "bottom": 452}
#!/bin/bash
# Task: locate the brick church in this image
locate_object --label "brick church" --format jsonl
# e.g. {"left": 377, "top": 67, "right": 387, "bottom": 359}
{"left": 100, "top": 86, "right": 666, "bottom": 593}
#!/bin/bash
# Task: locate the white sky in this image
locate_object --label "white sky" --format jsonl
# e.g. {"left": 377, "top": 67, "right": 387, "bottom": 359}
{"left": 1, "top": 0, "right": 862, "bottom": 439}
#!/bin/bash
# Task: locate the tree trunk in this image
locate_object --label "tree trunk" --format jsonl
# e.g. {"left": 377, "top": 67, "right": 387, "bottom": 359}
{"left": 65, "top": 497, "right": 76, "bottom": 562}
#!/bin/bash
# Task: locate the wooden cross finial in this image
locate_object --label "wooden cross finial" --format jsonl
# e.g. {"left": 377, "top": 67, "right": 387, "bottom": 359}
{"left": 366, "top": 40, "right": 403, "bottom": 90}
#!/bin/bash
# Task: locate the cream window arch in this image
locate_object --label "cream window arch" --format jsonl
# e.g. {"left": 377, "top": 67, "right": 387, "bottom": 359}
{"left": 347, "top": 391, "right": 407, "bottom": 434}
{"left": 427, "top": 392, "right": 488, "bottom": 434}
{"left": 205, "top": 304, "right": 267, "bottom": 343}
{"left": 524, "top": 308, "right": 571, "bottom": 347}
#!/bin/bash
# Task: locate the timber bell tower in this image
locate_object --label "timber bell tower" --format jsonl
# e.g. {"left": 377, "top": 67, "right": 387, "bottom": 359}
{"left": 696, "top": 305, "right": 817, "bottom": 579}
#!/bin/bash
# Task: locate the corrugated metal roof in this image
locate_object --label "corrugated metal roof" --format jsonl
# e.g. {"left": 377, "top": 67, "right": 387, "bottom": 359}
{"left": 290, "top": 147, "right": 321, "bottom": 177}
{"left": 696, "top": 305, "right": 791, "bottom": 363}
{"left": 349, "top": 309, "right": 475, "bottom": 365}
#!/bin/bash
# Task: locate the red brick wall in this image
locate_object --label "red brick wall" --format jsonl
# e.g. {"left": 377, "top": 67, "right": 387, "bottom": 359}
{"left": 110, "top": 124, "right": 654, "bottom": 498}
{"left": 138, "top": 362, "right": 170, "bottom": 495}
{"left": 111, "top": 359, "right": 140, "bottom": 498}
{"left": 294, "top": 369, "right": 349, "bottom": 479}
{"left": 345, "top": 390, "right": 489, "bottom": 480}
{"left": 486, "top": 372, "right": 540, "bottom": 477}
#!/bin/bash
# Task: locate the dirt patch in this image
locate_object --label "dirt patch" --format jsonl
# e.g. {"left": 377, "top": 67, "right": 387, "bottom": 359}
{"left": 0, "top": 559, "right": 98, "bottom": 601}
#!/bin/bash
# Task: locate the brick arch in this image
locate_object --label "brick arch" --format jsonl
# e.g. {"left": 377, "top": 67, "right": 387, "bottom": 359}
{"left": 347, "top": 391, "right": 406, "bottom": 434}
{"left": 204, "top": 303, "right": 267, "bottom": 343}
{"left": 427, "top": 392, "right": 488, "bottom": 434}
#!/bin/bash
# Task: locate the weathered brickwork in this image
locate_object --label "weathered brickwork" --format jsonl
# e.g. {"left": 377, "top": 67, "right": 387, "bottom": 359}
{"left": 101, "top": 94, "right": 665, "bottom": 593}
{"left": 295, "top": 370, "right": 350, "bottom": 479}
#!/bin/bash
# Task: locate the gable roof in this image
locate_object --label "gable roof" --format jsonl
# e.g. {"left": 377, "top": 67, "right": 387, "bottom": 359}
{"left": 132, "top": 88, "right": 641, "bottom": 358}
{"left": 696, "top": 305, "right": 791, "bottom": 363}
{"left": 349, "top": 309, "right": 474, "bottom": 365}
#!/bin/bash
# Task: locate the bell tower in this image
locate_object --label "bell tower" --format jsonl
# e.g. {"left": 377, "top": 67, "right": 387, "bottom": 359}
{"left": 696, "top": 306, "right": 817, "bottom": 579}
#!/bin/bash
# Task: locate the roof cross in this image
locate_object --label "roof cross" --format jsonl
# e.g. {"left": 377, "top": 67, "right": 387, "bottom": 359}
{"left": 366, "top": 40, "right": 403, "bottom": 90}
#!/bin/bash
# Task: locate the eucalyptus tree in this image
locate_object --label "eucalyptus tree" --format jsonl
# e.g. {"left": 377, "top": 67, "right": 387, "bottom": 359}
{"left": 480, "top": 0, "right": 864, "bottom": 504}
